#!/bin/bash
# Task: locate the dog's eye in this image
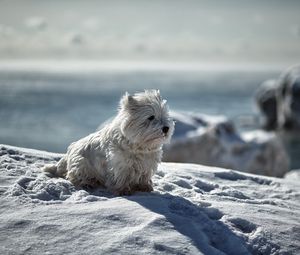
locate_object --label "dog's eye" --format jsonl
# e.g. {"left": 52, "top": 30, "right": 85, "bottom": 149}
{"left": 148, "top": 115, "right": 155, "bottom": 121}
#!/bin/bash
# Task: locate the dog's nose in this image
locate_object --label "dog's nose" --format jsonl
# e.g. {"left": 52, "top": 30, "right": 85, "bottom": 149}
{"left": 162, "top": 126, "right": 169, "bottom": 134}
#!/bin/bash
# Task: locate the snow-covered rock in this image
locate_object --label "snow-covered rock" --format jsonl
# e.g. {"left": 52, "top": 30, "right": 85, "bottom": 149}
{"left": 254, "top": 66, "right": 300, "bottom": 170}
{"left": 0, "top": 144, "right": 299, "bottom": 255}
{"left": 255, "top": 65, "right": 300, "bottom": 131}
{"left": 255, "top": 79, "right": 278, "bottom": 130}
{"left": 277, "top": 65, "right": 300, "bottom": 130}
{"left": 163, "top": 112, "right": 289, "bottom": 177}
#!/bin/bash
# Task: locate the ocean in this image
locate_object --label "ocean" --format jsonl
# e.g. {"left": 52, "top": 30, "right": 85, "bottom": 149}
{"left": 3, "top": 61, "right": 298, "bottom": 168}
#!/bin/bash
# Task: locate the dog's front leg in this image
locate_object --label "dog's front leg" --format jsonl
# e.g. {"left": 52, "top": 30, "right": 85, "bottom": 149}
{"left": 132, "top": 172, "right": 154, "bottom": 193}
{"left": 106, "top": 167, "right": 134, "bottom": 196}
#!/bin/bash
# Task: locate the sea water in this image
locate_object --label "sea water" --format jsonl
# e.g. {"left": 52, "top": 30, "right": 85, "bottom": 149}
{"left": 0, "top": 64, "right": 279, "bottom": 153}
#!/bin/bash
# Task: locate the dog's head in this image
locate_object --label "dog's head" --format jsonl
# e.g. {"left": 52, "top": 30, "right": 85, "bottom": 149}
{"left": 118, "top": 90, "right": 174, "bottom": 148}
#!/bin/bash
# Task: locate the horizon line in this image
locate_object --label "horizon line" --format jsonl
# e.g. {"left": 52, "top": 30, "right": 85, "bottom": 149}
{"left": 0, "top": 59, "right": 293, "bottom": 73}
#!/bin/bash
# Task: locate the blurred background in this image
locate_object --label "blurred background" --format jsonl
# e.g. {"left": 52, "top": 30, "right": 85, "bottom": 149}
{"left": 0, "top": 0, "right": 300, "bottom": 170}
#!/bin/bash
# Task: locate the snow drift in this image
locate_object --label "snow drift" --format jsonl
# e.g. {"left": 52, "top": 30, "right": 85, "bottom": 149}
{"left": 0, "top": 144, "right": 299, "bottom": 255}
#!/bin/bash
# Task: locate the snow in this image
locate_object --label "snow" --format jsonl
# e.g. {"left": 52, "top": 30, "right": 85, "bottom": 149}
{"left": 284, "top": 169, "right": 300, "bottom": 181}
{"left": 0, "top": 144, "right": 299, "bottom": 255}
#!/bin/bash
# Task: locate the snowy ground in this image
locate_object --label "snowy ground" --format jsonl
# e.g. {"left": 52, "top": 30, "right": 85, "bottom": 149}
{"left": 0, "top": 145, "right": 299, "bottom": 255}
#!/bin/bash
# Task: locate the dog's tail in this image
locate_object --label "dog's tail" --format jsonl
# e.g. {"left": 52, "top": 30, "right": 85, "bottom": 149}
{"left": 42, "top": 158, "right": 67, "bottom": 177}
{"left": 43, "top": 164, "right": 59, "bottom": 176}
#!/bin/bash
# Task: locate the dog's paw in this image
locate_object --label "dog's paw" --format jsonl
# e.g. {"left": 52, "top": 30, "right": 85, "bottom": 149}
{"left": 115, "top": 187, "right": 133, "bottom": 196}
{"left": 133, "top": 183, "right": 154, "bottom": 193}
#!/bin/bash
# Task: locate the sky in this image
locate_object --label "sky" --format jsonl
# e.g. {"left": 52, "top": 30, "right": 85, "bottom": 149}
{"left": 0, "top": 0, "right": 300, "bottom": 65}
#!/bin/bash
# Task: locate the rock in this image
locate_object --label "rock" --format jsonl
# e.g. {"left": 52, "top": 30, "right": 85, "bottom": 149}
{"left": 255, "top": 65, "right": 300, "bottom": 131}
{"left": 163, "top": 112, "right": 289, "bottom": 177}
{"left": 278, "top": 132, "right": 300, "bottom": 170}
{"left": 276, "top": 65, "right": 300, "bottom": 130}
{"left": 255, "top": 66, "right": 300, "bottom": 170}
{"left": 255, "top": 79, "right": 278, "bottom": 130}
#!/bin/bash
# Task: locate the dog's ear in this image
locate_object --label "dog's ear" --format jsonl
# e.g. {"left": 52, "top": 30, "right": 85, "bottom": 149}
{"left": 147, "top": 89, "right": 160, "bottom": 97}
{"left": 120, "top": 92, "right": 138, "bottom": 111}
{"left": 153, "top": 89, "right": 162, "bottom": 100}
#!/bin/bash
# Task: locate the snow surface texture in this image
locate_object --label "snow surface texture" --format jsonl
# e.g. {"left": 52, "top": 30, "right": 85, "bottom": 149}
{"left": 0, "top": 145, "right": 299, "bottom": 255}
{"left": 163, "top": 112, "right": 289, "bottom": 177}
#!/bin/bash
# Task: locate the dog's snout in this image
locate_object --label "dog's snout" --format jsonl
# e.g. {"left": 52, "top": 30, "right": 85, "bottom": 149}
{"left": 162, "top": 126, "right": 169, "bottom": 134}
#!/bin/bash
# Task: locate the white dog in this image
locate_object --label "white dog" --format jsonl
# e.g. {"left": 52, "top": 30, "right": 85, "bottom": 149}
{"left": 43, "top": 90, "right": 174, "bottom": 195}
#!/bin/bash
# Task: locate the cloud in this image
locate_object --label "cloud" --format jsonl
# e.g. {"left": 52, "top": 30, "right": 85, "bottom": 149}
{"left": 290, "top": 24, "right": 300, "bottom": 38}
{"left": 25, "top": 17, "right": 47, "bottom": 31}
{"left": 209, "top": 15, "right": 224, "bottom": 25}
{"left": 0, "top": 24, "right": 14, "bottom": 36}
{"left": 82, "top": 17, "right": 99, "bottom": 31}
{"left": 66, "top": 32, "right": 85, "bottom": 45}
{"left": 253, "top": 14, "right": 264, "bottom": 25}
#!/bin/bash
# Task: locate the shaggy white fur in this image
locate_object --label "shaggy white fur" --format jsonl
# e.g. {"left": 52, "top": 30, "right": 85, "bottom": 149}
{"left": 43, "top": 90, "right": 174, "bottom": 195}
